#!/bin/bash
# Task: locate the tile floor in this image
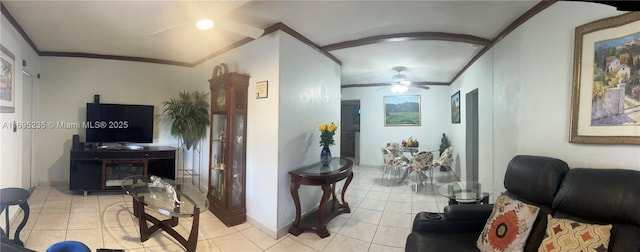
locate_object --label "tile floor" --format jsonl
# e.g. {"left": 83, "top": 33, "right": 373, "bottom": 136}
{"left": 6, "top": 163, "right": 457, "bottom": 252}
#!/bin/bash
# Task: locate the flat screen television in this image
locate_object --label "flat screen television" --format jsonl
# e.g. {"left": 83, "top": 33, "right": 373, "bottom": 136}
{"left": 86, "top": 103, "right": 154, "bottom": 144}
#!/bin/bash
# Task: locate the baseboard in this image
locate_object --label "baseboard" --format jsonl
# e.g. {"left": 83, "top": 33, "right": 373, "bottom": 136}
{"left": 246, "top": 216, "right": 278, "bottom": 239}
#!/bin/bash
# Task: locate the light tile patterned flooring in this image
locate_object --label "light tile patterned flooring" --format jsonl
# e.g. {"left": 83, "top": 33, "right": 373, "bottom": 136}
{"left": 6, "top": 164, "right": 455, "bottom": 252}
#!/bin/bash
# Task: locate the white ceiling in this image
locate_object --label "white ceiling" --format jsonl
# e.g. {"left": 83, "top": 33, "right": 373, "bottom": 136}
{"left": 2, "top": 0, "right": 543, "bottom": 86}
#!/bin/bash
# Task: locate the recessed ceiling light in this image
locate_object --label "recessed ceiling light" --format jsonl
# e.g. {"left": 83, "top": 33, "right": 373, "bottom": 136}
{"left": 196, "top": 19, "right": 214, "bottom": 30}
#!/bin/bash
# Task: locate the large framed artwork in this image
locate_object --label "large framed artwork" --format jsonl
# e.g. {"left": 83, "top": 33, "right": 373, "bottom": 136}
{"left": 451, "top": 90, "right": 461, "bottom": 124}
{"left": 384, "top": 95, "right": 420, "bottom": 126}
{"left": 1, "top": 45, "right": 15, "bottom": 113}
{"left": 570, "top": 12, "right": 640, "bottom": 145}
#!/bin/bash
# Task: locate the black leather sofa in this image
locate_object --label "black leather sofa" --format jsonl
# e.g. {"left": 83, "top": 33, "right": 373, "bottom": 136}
{"left": 405, "top": 155, "right": 640, "bottom": 252}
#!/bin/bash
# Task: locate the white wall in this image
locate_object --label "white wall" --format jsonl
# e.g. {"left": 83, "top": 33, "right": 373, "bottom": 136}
{"left": 341, "top": 85, "right": 450, "bottom": 166}
{"left": 0, "top": 14, "right": 44, "bottom": 225}
{"left": 190, "top": 31, "right": 281, "bottom": 237}
{"left": 449, "top": 53, "right": 494, "bottom": 190}
{"left": 494, "top": 2, "right": 640, "bottom": 178}
{"left": 191, "top": 31, "right": 340, "bottom": 238}
{"left": 35, "top": 58, "right": 195, "bottom": 184}
{"left": 488, "top": 2, "right": 640, "bottom": 192}
{"left": 276, "top": 33, "right": 341, "bottom": 236}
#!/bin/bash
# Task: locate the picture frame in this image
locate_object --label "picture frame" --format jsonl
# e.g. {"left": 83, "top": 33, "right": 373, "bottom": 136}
{"left": 256, "top": 81, "right": 268, "bottom": 99}
{"left": 384, "top": 95, "right": 420, "bottom": 126}
{"left": 1, "top": 45, "right": 15, "bottom": 113}
{"left": 569, "top": 12, "right": 640, "bottom": 145}
{"left": 451, "top": 90, "right": 461, "bottom": 124}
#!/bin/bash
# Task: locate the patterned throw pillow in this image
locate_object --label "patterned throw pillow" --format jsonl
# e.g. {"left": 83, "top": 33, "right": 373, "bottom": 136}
{"left": 477, "top": 194, "right": 540, "bottom": 252}
{"left": 537, "top": 215, "right": 612, "bottom": 252}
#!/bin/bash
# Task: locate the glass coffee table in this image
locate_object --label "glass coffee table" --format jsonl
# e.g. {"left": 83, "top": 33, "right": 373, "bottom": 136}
{"left": 438, "top": 182, "right": 490, "bottom": 205}
{"left": 122, "top": 175, "right": 208, "bottom": 252}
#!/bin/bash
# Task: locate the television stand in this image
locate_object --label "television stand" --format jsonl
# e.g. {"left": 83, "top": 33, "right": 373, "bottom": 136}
{"left": 69, "top": 146, "right": 176, "bottom": 195}
{"left": 96, "top": 143, "right": 144, "bottom": 150}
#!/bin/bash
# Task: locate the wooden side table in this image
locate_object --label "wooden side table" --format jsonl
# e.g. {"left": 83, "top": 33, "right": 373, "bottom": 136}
{"left": 0, "top": 188, "right": 30, "bottom": 246}
{"left": 288, "top": 158, "right": 353, "bottom": 238}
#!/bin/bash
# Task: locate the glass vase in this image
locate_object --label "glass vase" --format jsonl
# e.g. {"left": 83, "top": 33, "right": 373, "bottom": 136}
{"left": 320, "top": 146, "right": 332, "bottom": 166}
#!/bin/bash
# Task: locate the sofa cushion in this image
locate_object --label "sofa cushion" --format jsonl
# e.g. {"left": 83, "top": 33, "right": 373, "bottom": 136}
{"left": 504, "top": 155, "right": 569, "bottom": 206}
{"left": 477, "top": 194, "right": 540, "bottom": 252}
{"left": 553, "top": 168, "right": 640, "bottom": 226}
{"left": 537, "top": 215, "right": 612, "bottom": 252}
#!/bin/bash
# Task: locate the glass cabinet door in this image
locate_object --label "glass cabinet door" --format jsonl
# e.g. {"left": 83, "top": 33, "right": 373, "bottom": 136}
{"left": 231, "top": 113, "right": 244, "bottom": 207}
{"left": 210, "top": 114, "right": 227, "bottom": 203}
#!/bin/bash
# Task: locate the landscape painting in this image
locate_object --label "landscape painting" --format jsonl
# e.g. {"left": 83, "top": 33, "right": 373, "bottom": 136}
{"left": 384, "top": 95, "right": 420, "bottom": 126}
{"left": 451, "top": 90, "right": 460, "bottom": 124}
{"left": 591, "top": 32, "right": 640, "bottom": 126}
{"left": 570, "top": 12, "right": 640, "bottom": 144}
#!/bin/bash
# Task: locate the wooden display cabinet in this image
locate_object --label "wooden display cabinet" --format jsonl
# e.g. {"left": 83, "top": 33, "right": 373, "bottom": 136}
{"left": 207, "top": 72, "right": 249, "bottom": 226}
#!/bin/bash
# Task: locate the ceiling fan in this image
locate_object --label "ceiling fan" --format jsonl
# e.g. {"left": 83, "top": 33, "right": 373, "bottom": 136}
{"left": 382, "top": 66, "right": 430, "bottom": 93}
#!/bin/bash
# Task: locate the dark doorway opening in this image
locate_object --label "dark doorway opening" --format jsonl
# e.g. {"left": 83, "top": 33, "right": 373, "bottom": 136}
{"left": 341, "top": 100, "right": 360, "bottom": 164}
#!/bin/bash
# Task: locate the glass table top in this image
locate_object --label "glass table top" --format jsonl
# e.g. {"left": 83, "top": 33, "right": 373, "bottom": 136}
{"left": 289, "top": 158, "right": 352, "bottom": 177}
{"left": 122, "top": 175, "right": 208, "bottom": 217}
{"left": 438, "top": 182, "right": 490, "bottom": 202}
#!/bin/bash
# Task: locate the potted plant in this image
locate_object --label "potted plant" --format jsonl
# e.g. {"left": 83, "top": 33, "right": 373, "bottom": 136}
{"left": 162, "top": 91, "right": 210, "bottom": 150}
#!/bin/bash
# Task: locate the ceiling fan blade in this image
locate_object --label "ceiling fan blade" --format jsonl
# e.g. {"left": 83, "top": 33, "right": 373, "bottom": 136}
{"left": 217, "top": 19, "right": 264, "bottom": 39}
{"left": 376, "top": 85, "right": 390, "bottom": 91}
{"left": 409, "top": 83, "right": 430, "bottom": 90}
{"left": 148, "top": 21, "right": 190, "bottom": 36}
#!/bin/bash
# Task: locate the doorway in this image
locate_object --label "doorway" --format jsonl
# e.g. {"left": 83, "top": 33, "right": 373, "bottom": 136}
{"left": 21, "top": 72, "right": 36, "bottom": 190}
{"left": 340, "top": 100, "right": 360, "bottom": 164}
{"left": 465, "top": 89, "right": 479, "bottom": 182}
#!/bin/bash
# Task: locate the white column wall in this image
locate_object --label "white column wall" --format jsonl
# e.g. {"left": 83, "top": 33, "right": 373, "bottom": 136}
{"left": 276, "top": 32, "right": 342, "bottom": 237}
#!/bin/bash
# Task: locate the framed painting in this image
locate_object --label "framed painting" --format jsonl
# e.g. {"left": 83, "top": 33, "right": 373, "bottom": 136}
{"left": 569, "top": 12, "right": 640, "bottom": 144}
{"left": 451, "top": 90, "right": 461, "bottom": 124}
{"left": 384, "top": 95, "right": 420, "bottom": 126}
{"left": 1, "top": 45, "right": 15, "bottom": 113}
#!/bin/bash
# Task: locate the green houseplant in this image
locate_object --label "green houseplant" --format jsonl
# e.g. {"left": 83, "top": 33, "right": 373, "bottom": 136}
{"left": 162, "top": 91, "right": 210, "bottom": 150}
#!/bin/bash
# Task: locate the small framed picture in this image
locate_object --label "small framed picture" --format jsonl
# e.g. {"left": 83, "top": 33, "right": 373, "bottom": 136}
{"left": 1, "top": 45, "right": 15, "bottom": 113}
{"left": 451, "top": 90, "right": 460, "bottom": 124}
{"left": 256, "top": 81, "right": 268, "bottom": 99}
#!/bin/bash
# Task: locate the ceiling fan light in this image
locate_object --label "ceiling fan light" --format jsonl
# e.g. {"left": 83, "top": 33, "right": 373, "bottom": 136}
{"left": 400, "top": 80, "right": 411, "bottom": 85}
{"left": 196, "top": 19, "right": 214, "bottom": 30}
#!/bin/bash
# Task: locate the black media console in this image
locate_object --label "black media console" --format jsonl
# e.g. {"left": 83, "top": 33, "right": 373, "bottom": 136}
{"left": 69, "top": 146, "right": 176, "bottom": 196}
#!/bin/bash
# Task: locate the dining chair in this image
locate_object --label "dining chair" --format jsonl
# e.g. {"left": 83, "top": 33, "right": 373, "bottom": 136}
{"left": 381, "top": 147, "right": 407, "bottom": 182}
{"left": 433, "top": 146, "right": 453, "bottom": 171}
{"left": 407, "top": 151, "right": 434, "bottom": 192}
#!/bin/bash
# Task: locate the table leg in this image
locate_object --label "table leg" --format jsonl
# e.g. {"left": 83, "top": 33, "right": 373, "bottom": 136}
{"left": 340, "top": 172, "right": 354, "bottom": 211}
{"left": 316, "top": 184, "right": 332, "bottom": 238}
{"left": 331, "top": 183, "right": 337, "bottom": 200}
{"left": 288, "top": 182, "right": 302, "bottom": 235}
{"left": 12, "top": 202, "right": 29, "bottom": 246}
{"left": 185, "top": 208, "right": 200, "bottom": 252}
{"left": 136, "top": 197, "right": 151, "bottom": 242}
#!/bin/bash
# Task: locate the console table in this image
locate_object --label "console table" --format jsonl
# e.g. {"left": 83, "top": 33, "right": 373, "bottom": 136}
{"left": 70, "top": 146, "right": 176, "bottom": 195}
{"left": 288, "top": 158, "right": 353, "bottom": 238}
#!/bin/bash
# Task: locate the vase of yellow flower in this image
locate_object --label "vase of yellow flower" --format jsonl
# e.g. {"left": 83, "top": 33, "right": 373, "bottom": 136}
{"left": 318, "top": 122, "right": 338, "bottom": 166}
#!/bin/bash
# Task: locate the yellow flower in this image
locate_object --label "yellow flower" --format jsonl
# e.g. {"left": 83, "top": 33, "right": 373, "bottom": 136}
{"left": 318, "top": 122, "right": 338, "bottom": 147}
{"left": 327, "top": 123, "right": 338, "bottom": 133}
